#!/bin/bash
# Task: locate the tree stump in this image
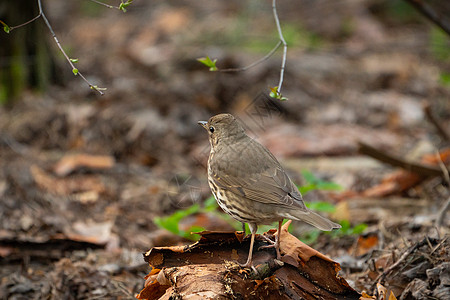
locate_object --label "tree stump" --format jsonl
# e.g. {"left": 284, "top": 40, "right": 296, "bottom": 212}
{"left": 137, "top": 221, "right": 360, "bottom": 299}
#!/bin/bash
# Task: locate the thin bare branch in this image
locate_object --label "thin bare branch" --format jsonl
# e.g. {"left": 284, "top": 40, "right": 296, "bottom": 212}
{"left": 272, "top": 0, "right": 287, "bottom": 95}
{"left": 405, "top": 0, "right": 450, "bottom": 36}
{"left": 358, "top": 141, "right": 447, "bottom": 177}
{"left": 89, "top": 0, "right": 116, "bottom": 9}
{"left": 8, "top": 13, "right": 42, "bottom": 31}
{"left": 423, "top": 102, "right": 450, "bottom": 142}
{"left": 37, "top": 0, "right": 105, "bottom": 95}
{"left": 219, "top": 41, "right": 282, "bottom": 72}
{"left": 436, "top": 197, "right": 450, "bottom": 229}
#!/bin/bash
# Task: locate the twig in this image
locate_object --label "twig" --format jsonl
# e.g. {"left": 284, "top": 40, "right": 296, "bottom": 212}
{"left": 37, "top": 0, "right": 105, "bottom": 95}
{"left": 219, "top": 41, "right": 282, "bottom": 72}
{"left": 405, "top": 0, "right": 450, "bottom": 36}
{"left": 423, "top": 102, "right": 450, "bottom": 142}
{"left": 430, "top": 236, "right": 448, "bottom": 255}
{"left": 433, "top": 149, "right": 449, "bottom": 230}
{"left": 371, "top": 237, "right": 428, "bottom": 292}
{"left": 2, "top": 0, "right": 107, "bottom": 95}
{"left": 6, "top": 13, "right": 42, "bottom": 31}
{"left": 272, "top": 0, "right": 287, "bottom": 95}
{"left": 436, "top": 197, "right": 450, "bottom": 229}
{"left": 358, "top": 142, "right": 447, "bottom": 177}
{"left": 435, "top": 150, "right": 450, "bottom": 185}
{"left": 218, "top": 0, "right": 288, "bottom": 98}
{"left": 89, "top": 0, "right": 116, "bottom": 9}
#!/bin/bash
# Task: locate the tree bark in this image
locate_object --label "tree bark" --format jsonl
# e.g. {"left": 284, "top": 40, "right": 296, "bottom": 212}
{"left": 138, "top": 221, "right": 361, "bottom": 300}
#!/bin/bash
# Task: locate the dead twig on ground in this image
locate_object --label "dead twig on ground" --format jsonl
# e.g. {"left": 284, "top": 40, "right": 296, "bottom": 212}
{"left": 423, "top": 103, "right": 450, "bottom": 142}
{"left": 371, "top": 237, "right": 429, "bottom": 293}
{"left": 405, "top": 0, "right": 450, "bottom": 36}
{"left": 358, "top": 142, "right": 447, "bottom": 178}
{"left": 436, "top": 197, "right": 450, "bottom": 230}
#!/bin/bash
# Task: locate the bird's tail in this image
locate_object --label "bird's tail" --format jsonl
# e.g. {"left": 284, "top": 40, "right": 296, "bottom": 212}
{"left": 285, "top": 210, "right": 341, "bottom": 231}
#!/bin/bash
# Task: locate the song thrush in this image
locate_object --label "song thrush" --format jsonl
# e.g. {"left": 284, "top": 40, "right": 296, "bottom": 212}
{"left": 199, "top": 113, "right": 341, "bottom": 267}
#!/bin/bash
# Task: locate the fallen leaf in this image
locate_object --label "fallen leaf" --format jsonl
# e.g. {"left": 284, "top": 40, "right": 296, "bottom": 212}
{"left": 53, "top": 153, "right": 115, "bottom": 177}
{"left": 388, "top": 291, "right": 398, "bottom": 300}
{"left": 31, "top": 165, "right": 106, "bottom": 196}
{"left": 421, "top": 147, "right": 450, "bottom": 165}
{"left": 362, "top": 170, "right": 421, "bottom": 198}
{"left": 275, "top": 220, "right": 334, "bottom": 265}
{"left": 360, "top": 291, "right": 376, "bottom": 299}
{"left": 377, "top": 282, "right": 387, "bottom": 300}
{"left": 66, "top": 220, "right": 114, "bottom": 245}
{"left": 355, "top": 234, "right": 379, "bottom": 256}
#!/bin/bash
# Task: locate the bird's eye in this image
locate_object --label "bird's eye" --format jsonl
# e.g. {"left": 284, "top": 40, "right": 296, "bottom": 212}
{"left": 209, "top": 126, "right": 215, "bottom": 133}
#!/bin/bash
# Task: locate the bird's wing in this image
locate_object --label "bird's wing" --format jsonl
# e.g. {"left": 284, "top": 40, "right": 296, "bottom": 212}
{"left": 210, "top": 139, "right": 308, "bottom": 211}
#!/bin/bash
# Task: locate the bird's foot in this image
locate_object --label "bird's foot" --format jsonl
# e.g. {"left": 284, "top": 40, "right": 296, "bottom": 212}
{"left": 258, "top": 235, "right": 281, "bottom": 260}
{"left": 258, "top": 234, "right": 276, "bottom": 246}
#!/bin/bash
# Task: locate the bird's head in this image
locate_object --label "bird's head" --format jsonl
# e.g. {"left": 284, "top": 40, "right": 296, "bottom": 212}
{"left": 198, "top": 113, "right": 246, "bottom": 147}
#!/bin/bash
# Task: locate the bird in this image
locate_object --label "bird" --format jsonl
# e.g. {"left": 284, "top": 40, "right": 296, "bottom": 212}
{"left": 198, "top": 113, "right": 341, "bottom": 267}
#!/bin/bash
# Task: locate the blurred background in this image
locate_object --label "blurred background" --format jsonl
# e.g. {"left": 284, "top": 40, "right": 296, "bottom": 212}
{"left": 0, "top": 0, "right": 449, "bottom": 298}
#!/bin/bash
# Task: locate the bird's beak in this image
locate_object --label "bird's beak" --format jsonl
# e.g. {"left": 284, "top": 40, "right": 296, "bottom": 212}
{"left": 198, "top": 121, "right": 208, "bottom": 129}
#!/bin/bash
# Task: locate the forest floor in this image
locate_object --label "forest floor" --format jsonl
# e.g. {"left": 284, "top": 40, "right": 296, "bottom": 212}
{"left": 0, "top": 0, "right": 449, "bottom": 299}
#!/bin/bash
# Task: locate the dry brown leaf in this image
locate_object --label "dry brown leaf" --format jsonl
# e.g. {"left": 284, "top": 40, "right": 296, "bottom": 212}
{"left": 355, "top": 234, "right": 379, "bottom": 256}
{"left": 64, "top": 220, "right": 114, "bottom": 245}
{"left": 360, "top": 291, "right": 376, "bottom": 299}
{"left": 31, "top": 165, "right": 106, "bottom": 196}
{"left": 362, "top": 170, "right": 421, "bottom": 198}
{"left": 422, "top": 147, "right": 450, "bottom": 165}
{"left": 388, "top": 291, "right": 398, "bottom": 300}
{"left": 377, "top": 282, "right": 387, "bottom": 300}
{"left": 53, "top": 153, "right": 115, "bottom": 177}
{"left": 276, "top": 220, "right": 334, "bottom": 265}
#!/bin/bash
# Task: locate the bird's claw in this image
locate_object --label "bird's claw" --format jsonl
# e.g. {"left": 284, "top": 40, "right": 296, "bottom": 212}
{"left": 258, "top": 235, "right": 281, "bottom": 260}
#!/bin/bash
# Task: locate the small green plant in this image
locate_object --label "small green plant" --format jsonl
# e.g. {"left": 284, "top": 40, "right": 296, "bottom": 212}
{"left": 299, "top": 220, "right": 368, "bottom": 244}
{"left": 331, "top": 220, "right": 368, "bottom": 237}
{"left": 153, "top": 204, "right": 204, "bottom": 241}
{"left": 298, "top": 170, "right": 343, "bottom": 195}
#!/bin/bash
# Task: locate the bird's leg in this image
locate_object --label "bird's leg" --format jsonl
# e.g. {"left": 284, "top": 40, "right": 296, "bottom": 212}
{"left": 240, "top": 223, "right": 257, "bottom": 268}
{"left": 258, "top": 220, "right": 282, "bottom": 260}
{"left": 241, "top": 222, "right": 246, "bottom": 235}
{"left": 275, "top": 220, "right": 282, "bottom": 260}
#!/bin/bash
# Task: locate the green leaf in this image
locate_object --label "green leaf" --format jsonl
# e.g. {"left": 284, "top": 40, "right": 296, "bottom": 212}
{"left": 70, "top": 58, "right": 79, "bottom": 63}
{"left": 298, "top": 184, "right": 315, "bottom": 195}
{"left": 350, "top": 223, "right": 368, "bottom": 235}
{"left": 300, "top": 170, "right": 342, "bottom": 191}
{"left": 204, "top": 195, "right": 218, "bottom": 211}
{"left": 119, "top": 0, "right": 133, "bottom": 12}
{"left": 306, "top": 201, "right": 336, "bottom": 213}
{"left": 440, "top": 72, "right": 450, "bottom": 86}
{"left": 300, "top": 230, "right": 320, "bottom": 244}
{"left": 301, "top": 170, "right": 319, "bottom": 185}
{"left": 72, "top": 68, "right": 79, "bottom": 75}
{"left": 153, "top": 204, "right": 201, "bottom": 236}
{"left": 187, "top": 225, "right": 206, "bottom": 234}
{"left": 0, "top": 20, "right": 10, "bottom": 33}
{"left": 339, "top": 220, "right": 351, "bottom": 232}
{"left": 154, "top": 216, "right": 179, "bottom": 235}
{"left": 90, "top": 85, "right": 107, "bottom": 91}
{"left": 269, "top": 86, "right": 288, "bottom": 101}
{"left": 197, "top": 56, "right": 218, "bottom": 71}
{"left": 430, "top": 27, "right": 450, "bottom": 61}
{"left": 316, "top": 181, "right": 343, "bottom": 191}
